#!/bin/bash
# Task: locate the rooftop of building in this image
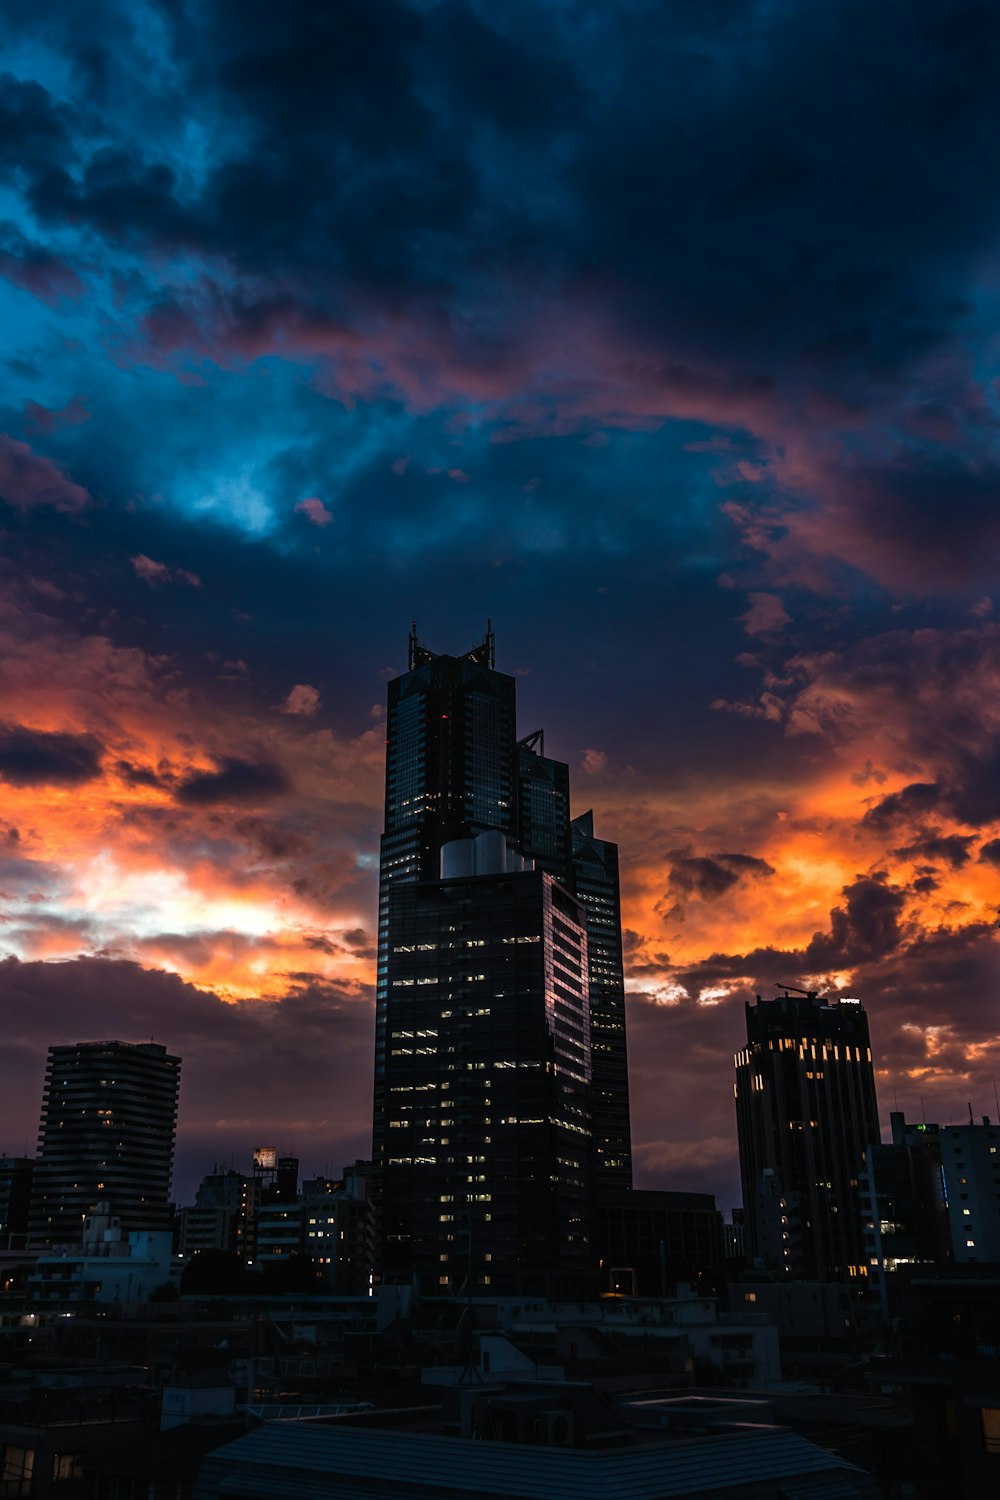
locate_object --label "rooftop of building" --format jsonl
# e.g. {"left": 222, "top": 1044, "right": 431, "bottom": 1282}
{"left": 191, "top": 1411, "right": 879, "bottom": 1500}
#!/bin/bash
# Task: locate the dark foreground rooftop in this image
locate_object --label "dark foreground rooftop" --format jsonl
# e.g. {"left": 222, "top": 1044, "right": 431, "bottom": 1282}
{"left": 192, "top": 1419, "right": 879, "bottom": 1500}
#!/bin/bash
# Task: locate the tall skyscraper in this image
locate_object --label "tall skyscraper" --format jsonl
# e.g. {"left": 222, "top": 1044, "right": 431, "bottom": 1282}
{"left": 515, "top": 733, "right": 632, "bottom": 1190}
{"left": 571, "top": 811, "right": 631, "bottom": 1187}
{"left": 734, "top": 990, "right": 879, "bottom": 1284}
{"left": 372, "top": 626, "right": 631, "bottom": 1291}
{"left": 28, "top": 1041, "right": 181, "bottom": 1246}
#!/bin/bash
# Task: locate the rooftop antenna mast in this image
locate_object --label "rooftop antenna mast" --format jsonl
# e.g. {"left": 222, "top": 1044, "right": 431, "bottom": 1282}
{"left": 408, "top": 620, "right": 419, "bottom": 672}
{"left": 485, "top": 618, "right": 495, "bottom": 670}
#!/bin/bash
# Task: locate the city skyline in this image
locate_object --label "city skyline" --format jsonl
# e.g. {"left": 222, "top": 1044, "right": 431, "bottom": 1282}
{"left": 0, "top": 2, "right": 998, "bottom": 1214}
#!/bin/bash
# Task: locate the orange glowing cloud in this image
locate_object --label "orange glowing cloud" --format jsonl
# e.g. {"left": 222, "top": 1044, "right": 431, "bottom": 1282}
{"left": 0, "top": 577, "right": 385, "bottom": 1001}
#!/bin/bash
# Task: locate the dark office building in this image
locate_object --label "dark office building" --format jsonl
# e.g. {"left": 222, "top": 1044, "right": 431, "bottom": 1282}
{"left": 380, "top": 853, "right": 592, "bottom": 1292}
{"left": 28, "top": 1041, "right": 181, "bottom": 1246}
{"left": 595, "top": 1189, "right": 724, "bottom": 1295}
{"left": 735, "top": 991, "right": 879, "bottom": 1284}
{"left": 0, "top": 1156, "right": 34, "bottom": 1250}
{"left": 178, "top": 1167, "right": 253, "bottom": 1259}
{"left": 373, "top": 626, "right": 630, "bottom": 1290}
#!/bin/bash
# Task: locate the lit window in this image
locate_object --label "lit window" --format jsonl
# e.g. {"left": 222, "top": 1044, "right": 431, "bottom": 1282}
{"left": 982, "top": 1408, "right": 1000, "bottom": 1453}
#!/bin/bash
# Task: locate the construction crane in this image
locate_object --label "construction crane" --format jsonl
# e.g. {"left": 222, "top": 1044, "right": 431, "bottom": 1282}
{"left": 775, "top": 982, "right": 820, "bottom": 1000}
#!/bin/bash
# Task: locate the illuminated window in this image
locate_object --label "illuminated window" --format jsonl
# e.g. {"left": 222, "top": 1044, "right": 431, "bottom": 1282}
{"left": 2, "top": 1448, "right": 34, "bottom": 1484}
{"left": 982, "top": 1408, "right": 1000, "bottom": 1453}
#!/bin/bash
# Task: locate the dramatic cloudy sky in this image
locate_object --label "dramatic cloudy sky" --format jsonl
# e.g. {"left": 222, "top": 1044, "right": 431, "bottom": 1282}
{"left": 0, "top": 0, "right": 998, "bottom": 1208}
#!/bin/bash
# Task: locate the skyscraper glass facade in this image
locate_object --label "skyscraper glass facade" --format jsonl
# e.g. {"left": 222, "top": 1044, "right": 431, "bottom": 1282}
{"left": 372, "top": 628, "right": 632, "bottom": 1290}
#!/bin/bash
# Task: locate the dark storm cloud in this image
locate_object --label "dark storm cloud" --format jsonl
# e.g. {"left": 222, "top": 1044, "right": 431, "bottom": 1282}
{"left": 895, "top": 833, "right": 975, "bottom": 869}
{"left": 4, "top": 0, "right": 999, "bottom": 615}
{"left": 53, "top": 0, "right": 583, "bottom": 287}
{"left": 565, "top": 0, "right": 1000, "bottom": 379}
{"left": 864, "top": 783, "right": 945, "bottom": 829}
{"left": 807, "top": 877, "right": 908, "bottom": 967}
{"left": 659, "top": 852, "right": 779, "bottom": 918}
{"left": 948, "top": 741, "right": 1000, "bottom": 827}
{"left": 0, "top": 74, "right": 73, "bottom": 173}
{"left": 13, "top": 0, "right": 1000, "bottom": 379}
{"left": 664, "top": 849, "right": 775, "bottom": 912}
{"left": 0, "top": 956, "right": 373, "bottom": 1197}
{"left": 0, "top": 723, "right": 103, "bottom": 786}
{"left": 979, "top": 838, "right": 1000, "bottom": 869}
{"left": 175, "top": 756, "right": 290, "bottom": 806}
{"left": 863, "top": 744, "right": 1000, "bottom": 835}
{"left": 115, "top": 758, "right": 164, "bottom": 789}
{"left": 668, "top": 855, "right": 741, "bottom": 903}
{"left": 664, "top": 874, "right": 910, "bottom": 995}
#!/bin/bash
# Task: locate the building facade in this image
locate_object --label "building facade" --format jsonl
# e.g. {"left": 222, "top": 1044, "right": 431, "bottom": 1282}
{"left": 594, "top": 1188, "right": 724, "bottom": 1295}
{"left": 861, "top": 1111, "right": 1000, "bottom": 1312}
{"left": 735, "top": 992, "right": 879, "bottom": 1284}
{"left": 373, "top": 627, "right": 630, "bottom": 1292}
{"left": 28, "top": 1041, "right": 181, "bottom": 1247}
{"left": 178, "top": 1168, "right": 254, "bottom": 1259}
{"left": 380, "top": 854, "right": 592, "bottom": 1292}
{"left": 0, "top": 1156, "right": 34, "bottom": 1251}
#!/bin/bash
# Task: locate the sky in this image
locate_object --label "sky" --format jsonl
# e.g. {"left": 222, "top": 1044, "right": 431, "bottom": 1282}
{"left": 0, "top": 0, "right": 997, "bottom": 1210}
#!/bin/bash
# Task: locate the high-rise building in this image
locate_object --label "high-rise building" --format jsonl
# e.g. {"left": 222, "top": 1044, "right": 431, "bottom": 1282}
{"left": 516, "top": 741, "right": 632, "bottom": 1188}
{"left": 0, "top": 1157, "right": 34, "bottom": 1251}
{"left": 570, "top": 811, "right": 631, "bottom": 1187}
{"left": 28, "top": 1041, "right": 181, "bottom": 1247}
{"left": 860, "top": 1110, "right": 1000, "bottom": 1313}
{"left": 380, "top": 851, "right": 592, "bottom": 1292}
{"left": 372, "top": 627, "right": 631, "bottom": 1292}
{"left": 734, "top": 990, "right": 879, "bottom": 1284}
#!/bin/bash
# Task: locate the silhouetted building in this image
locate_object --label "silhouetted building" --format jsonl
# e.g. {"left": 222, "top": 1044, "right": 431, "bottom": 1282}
{"left": 28, "top": 1041, "right": 180, "bottom": 1247}
{"left": 373, "top": 627, "right": 631, "bottom": 1290}
{"left": 861, "top": 1111, "right": 1000, "bottom": 1314}
{"left": 0, "top": 1156, "right": 34, "bottom": 1250}
{"left": 380, "top": 848, "right": 592, "bottom": 1292}
{"left": 735, "top": 991, "right": 879, "bottom": 1284}
{"left": 178, "top": 1168, "right": 253, "bottom": 1258}
{"left": 937, "top": 1116, "right": 1000, "bottom": 1262}
{"left": 302, "top": 1161, "right": 375, "bottom": 1294}
{"left": 594, "top": 1189, "right": 724, "bottom": 1294}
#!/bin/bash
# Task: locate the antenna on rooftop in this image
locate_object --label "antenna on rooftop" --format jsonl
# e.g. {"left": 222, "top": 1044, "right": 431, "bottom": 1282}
{"left": 485, "top": 618, "right": 495, "bottom": 669}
